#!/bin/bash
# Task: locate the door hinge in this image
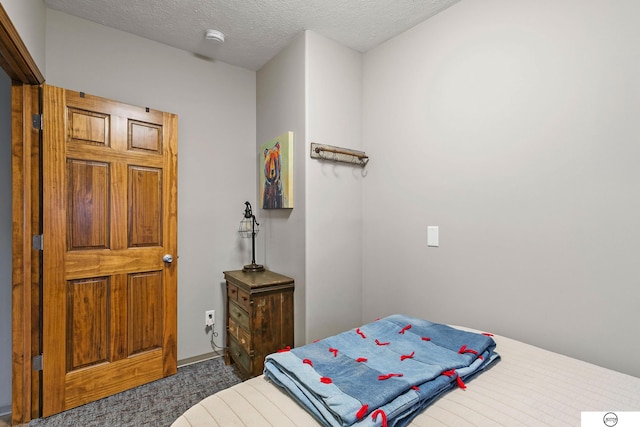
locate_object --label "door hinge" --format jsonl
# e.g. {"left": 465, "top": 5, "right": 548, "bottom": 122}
{"left": 32, "top": 113, "right": 43, "bottom": 130}
{"left": 33, "top": 234, "right": 43, "bottom": 251}
{"left": 33, "top": 354, "right": 43, "bottom": 371}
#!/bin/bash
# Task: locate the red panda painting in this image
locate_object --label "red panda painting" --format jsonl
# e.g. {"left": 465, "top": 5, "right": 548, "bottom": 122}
{"left": 260, "top": 132, "right": 293, "bottom": 209}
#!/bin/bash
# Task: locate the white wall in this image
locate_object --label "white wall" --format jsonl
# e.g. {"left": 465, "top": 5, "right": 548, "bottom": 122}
{"left": 45, "top": 9, "right": 257, "bottom": 361}
{"left": 0, "top": 68, "right": 12, "bottom": 415}
{"left": 257, "top": 31, "right": 364, "bottom": 344}
{"left": 1, "top": 0, "right": 46, "bottom": 75}
{"left": 362, "top": 0, "right": 640, "bottom": 377}
{"left": 305, "top": 32, "right": 363, "bottom": 340}
{"left": 256, "top": 33, "right": 307, "bottom": 346}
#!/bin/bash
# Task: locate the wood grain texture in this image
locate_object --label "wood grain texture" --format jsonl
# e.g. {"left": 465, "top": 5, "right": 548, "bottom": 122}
{"left": 128, "top": 271, "right": 163, "bottom": 355}
{"left": 4, "top": 4, "right": 45, "bottom": 423}
{"left": 129, "top": 120, "right": 161, "bottom": 153}
{"left": 42, "top": 85, "right": 69, "bottom": 416}
{"left": 41, "top": 86, "right": 178, "bottom": 416}
{"left": 161, "top": 111, "right": 178, "bottom": 377}
{"left": 64, "top": 349, "right": 164, "bottom": 409}
{"left": 128, "top": 166, "right": 162, "bottom": 247}
{"left": 224, "top": 270, "right": 294, "bottom": 378}
{"left": 11, "top": 83, "right": 39, "bottom": 424}
{"left": 67, "top": 108, "right": 109, "bottom": 146}
{"left": 66, "top": 159, "right": 110, "bottom": 250}
{"left": 66, "top": 277, "right": 110, "bottom": 371}
{"left": 28, "top": 89, "right": 42, "bottom": 419}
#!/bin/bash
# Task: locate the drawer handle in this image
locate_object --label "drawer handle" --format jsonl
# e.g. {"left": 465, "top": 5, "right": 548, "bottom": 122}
{"left": 236, "top": 312, "right": 242, "bottom": 318}
{"left": 241, "top": 296, "right": 248, "bottom": 301}
{"left": 235, "top": 351, "right": 241, "bottom": 357}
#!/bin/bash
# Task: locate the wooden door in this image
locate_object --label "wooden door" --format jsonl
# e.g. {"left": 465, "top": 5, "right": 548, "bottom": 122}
{"left": 41, "top": 85, "right": 178, "bottom": 416}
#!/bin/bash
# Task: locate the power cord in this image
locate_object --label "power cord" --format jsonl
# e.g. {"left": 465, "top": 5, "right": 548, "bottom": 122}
{"left": 209, "top": 323, "right": 226, "bottom": 352}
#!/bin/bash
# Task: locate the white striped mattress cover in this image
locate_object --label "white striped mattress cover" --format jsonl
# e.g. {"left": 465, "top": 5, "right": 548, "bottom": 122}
{"left": 172, "top": 330, "right": 640, "bottom": 426}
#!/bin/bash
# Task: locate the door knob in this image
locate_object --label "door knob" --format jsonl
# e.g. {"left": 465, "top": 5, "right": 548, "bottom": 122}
{"left": 162, "top": 254, "right": 174, "bottom": 263}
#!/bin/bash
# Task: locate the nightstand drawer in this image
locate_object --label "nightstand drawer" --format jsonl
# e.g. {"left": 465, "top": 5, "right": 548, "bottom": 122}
{"left": 228, "top": 317, "right": 238, "bottom": 339}
{"left": 228, "top": 317, "right": 250, "bottom": 353}
{"left": 237, "top": 323, "right": 250, "bottom": 352}
{"left": 227, "top": 284, "right": 239, "bottom": 301}
{"left": 228, "top": 336, "right": 250, "bottom": 374}
{"left": 237, "top": 288, "right": 251, "bottom": 311}
{"left": 228, "top": 299, "right": 249, "bottom": 331}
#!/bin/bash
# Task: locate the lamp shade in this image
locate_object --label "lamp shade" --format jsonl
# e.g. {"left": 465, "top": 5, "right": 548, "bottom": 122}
{"left": 238, "top": 216, "right": 258, "bottom": 238}
{"left": 238, "top": 201, "right": 264, "bottom": 272}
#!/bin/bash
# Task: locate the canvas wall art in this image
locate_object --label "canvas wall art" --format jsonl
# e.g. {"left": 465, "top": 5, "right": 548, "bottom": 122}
{"left": 260, "top": 131, "right": 293, "bottom": 209}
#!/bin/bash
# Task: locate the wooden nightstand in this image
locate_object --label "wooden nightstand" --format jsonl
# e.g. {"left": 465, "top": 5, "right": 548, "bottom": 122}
{"left": 224, "top": 269, "right": 294, "bottom": 378}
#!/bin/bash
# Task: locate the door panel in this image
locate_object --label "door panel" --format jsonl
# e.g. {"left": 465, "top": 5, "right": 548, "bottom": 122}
{"left": 128, "top": 166, "right": 162, "bottom": 247}
{"left": 128, "top": 271, "right": 163, "bottom": 355}
{"left": 67, "top": 159, "right": 110, "bottom": 250}
{"left": 66, "top": 277, "right": 109, "bottom": 370}
{"left": 41, "top": 85, "right": 178, "bottom": 416}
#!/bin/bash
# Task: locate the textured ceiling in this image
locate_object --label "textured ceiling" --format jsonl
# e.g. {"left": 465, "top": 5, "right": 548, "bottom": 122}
{"left": 43, "top": 0, "right": 460, "bottom": 71}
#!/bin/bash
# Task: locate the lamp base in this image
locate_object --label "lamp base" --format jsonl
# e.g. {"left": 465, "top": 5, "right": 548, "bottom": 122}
{"left": 243, "top": 263, "right": 265, "bottom": 272}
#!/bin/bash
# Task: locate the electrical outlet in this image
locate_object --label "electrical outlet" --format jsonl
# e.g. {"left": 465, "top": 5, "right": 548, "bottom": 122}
{"left": 205, "top": 310, "right": 215, "bottom": 327}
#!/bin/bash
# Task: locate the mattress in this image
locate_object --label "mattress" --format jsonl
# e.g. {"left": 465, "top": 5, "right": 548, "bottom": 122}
{"left": 172, "top": 329, "right": 640, "bottom": 426}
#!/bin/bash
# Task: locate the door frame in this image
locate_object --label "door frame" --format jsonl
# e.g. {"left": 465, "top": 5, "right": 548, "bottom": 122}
{"left": 1, "top": 4, "right": 45, "bottom": 425}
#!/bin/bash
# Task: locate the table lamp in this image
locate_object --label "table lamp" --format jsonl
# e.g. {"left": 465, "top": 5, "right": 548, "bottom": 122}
{"left": 238, "top": 201, "right": 264, "bottom": 272}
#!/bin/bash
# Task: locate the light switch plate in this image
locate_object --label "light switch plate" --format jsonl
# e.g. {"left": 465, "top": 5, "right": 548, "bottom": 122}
{"left": 427, "top": 226, "right": 439, "bottom": 247}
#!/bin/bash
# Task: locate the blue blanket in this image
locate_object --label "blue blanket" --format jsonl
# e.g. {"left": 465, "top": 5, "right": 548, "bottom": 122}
{"left": 263, "top": 314, "right": 499, "bottom": 427}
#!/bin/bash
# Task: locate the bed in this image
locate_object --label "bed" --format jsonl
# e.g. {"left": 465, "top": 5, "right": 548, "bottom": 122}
{"left": 172, "top": 316, "right": 640, "bottom": 426}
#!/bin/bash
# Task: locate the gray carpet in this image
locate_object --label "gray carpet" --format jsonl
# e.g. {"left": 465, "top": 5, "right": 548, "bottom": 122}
{"left": 30, "top": 356, "right": 243, "bottom": 427}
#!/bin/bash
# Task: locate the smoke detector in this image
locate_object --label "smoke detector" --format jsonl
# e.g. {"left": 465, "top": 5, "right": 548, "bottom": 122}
{"left": 205, "top": 29, "right": 225, "bottom": 43}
